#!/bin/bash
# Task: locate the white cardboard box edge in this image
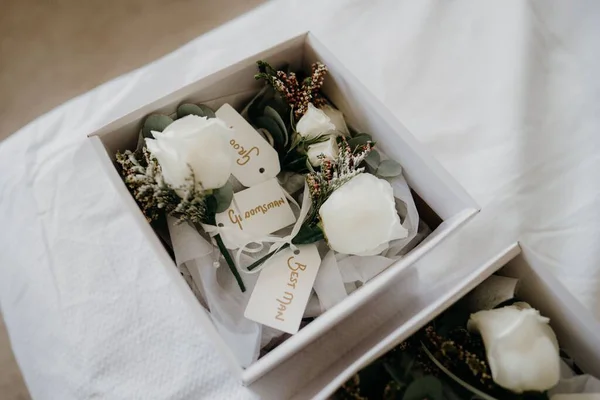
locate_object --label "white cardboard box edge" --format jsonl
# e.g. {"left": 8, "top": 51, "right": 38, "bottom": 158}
{"left": 87, "top": 31, "right": 481, "bottom": 385}
{"left": 306, "top": 241, "right": 600, "bottom": 400}
{"left": 89, "top": 136, "right": 246, "bottom": 377}
{"left": 307, "top": 242, "right": 522, "bottom": 400}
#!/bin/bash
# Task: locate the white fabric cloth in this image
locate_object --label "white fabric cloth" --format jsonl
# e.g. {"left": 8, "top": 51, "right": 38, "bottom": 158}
{"left": 1, "top": 0, "right": 600, "bottom": 399}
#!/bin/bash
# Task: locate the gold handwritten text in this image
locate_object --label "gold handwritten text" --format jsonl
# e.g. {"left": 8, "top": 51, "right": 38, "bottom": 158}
{"left": 228, "top": 209, "right": 243, "bottom": 230}
{"left": 224, "top": 197, "right": 286, "bottom": 232}
{"left": 275, "top": 291, "right": 293, "bottom": 321}
{"left": 274, "top": 256, "right": 307, "bottom": 322}
{"left": 244, "top": 198, "right": 285, "bottom": 219}
{"left": 229, "top": 139, "right": 259, "bottom": 166}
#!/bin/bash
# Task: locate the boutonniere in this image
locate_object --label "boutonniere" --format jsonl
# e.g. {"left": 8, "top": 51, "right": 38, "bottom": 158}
{"left": 239, "top": 60, "right": 408, "bottom": 272}
{"left": 116, "top": 107, "right": 246, "bottom": 292}
{"left": 247, "top": 136, "right": 406, "bottom": 270}
{"left": 335, "top": 274, "right": 600, "bottom": 400}
{"left": 243, "top": 61, "right": 345, "bottom": 174}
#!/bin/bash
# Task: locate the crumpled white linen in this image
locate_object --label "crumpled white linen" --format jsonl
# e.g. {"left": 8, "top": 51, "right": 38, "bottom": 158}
{"left": 1, "top": 1, "right": 600, "bottom": 399}
{"left": 168, "top": 216, "right": 263, "bottom": 369}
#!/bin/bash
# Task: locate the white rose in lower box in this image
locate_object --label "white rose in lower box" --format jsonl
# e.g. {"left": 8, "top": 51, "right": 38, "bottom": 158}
{"left": 467, "top": 302, "right": 561, "bottom": 393}
{"left": 145, "top": 114, "right": 234, "bottom": 191}
{"left": 319, "top": 173, "right": 408, "bottom": 256}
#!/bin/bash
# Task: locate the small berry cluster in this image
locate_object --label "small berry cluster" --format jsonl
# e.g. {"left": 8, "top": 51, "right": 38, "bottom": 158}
{"left": 424, "top": 325, "right": 494, "bottom": 388}
{"left": 255, "top": 61, "right": 328, "bottom": 118}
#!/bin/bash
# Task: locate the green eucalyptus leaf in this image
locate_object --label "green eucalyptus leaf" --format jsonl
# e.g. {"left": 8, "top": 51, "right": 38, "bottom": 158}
{"left": 242, "top": 86, "right": 267, "bottom": 119}
{"left": 347, "top": 133, "right": 373, "bottom": 151}
{"left": 142, "top": 114, "right": 174, "bottom": 138}
{"left": 177, "top": 103, "right": 205, "bottom": 118}
{"left": 249, "top": 88, "right": 275, "bottom": 121}
{"left": 377, "top": 159, "right": 403, "bottom": 178}
{"left": 402, "top": 376, "right": 443, "bottom": 400}
{"left": 364, "top": 149, "right": 381, "bottom": 170}
{"left": 257, "top": 127, "right": 275, "bottom": 147}
{"left": 284, "top": 154, "right": 310, "bottom": 173}
{"left": 213, "top": 181, "right": 234, "bottom": 213}
{"left": 264, "top": 106, "right": 289, "bottom": 146}
{"left": 256, "top": 116, "right": 285, "bottom": 148}
{"left": 198, "top": 104, "right": 216, "bottom": 118}
{"left": 267, "top": 96, "right": 290, "bottom": 119}
{"left": 347, "top": 125, "right": 360, "bottom": 137}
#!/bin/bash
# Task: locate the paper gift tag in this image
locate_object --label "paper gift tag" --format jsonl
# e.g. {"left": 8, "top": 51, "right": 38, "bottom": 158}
{"left": 216, "top": 103, "right": 281, "bottom": 187}
{"left": 245, "top": 244, "right": 321, "bottom": 334}
{"left": 215, "top": 178, "right": 296, "bottom": 247}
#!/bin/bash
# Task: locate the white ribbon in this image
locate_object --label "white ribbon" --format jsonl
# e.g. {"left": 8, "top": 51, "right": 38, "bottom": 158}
{"left": 202, "top": 182, "right": 312, "bottom": 274}
{"left": 235, "top": 182, "right": 312, "bottom": 274}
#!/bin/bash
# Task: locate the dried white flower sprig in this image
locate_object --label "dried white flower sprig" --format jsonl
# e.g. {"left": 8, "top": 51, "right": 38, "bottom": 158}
{"left": 116, "top": 148, "right": 207, "bottom": 224}
{"left": 248, "top": 137, "right": 407, "bottom": 270}
{"left": 306, "top": 137, "right": 372, "bottom": 213}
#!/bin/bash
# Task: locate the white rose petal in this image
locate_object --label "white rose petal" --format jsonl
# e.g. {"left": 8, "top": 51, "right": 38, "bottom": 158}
{"left": 145, "top": 115, "right": 234, "bottom": 194}
{"left": 467, "top": 302, "right": 561, "bottom": 393}
{"left": 319, "top": 173, "right": 407, "bottom": 255}
{"left": 322, "top": 105, "right": 349, "bottom": 136}
{"left": 296, "top": 103, "right": 335, "bottom": 139}
{"left": 307, "top": 136, "right": 339, "bottom": 167}
{"left": 145, "top": 136, "right": 189, "bottom": 191}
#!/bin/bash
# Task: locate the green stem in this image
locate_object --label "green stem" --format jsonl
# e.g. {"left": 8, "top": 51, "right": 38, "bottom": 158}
{"left": 214, "top": 233, "right": 246, "bottom": 292}
{"left": 246, "top": 223, "right": 325, "bottom": 271}
{"left": 247, "top": 243, "right": 291, "bottom": 271}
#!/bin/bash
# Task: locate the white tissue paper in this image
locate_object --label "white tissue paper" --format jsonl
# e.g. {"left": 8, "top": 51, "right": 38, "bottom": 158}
{"left": 549, "top": 360, "right": 600, "bottom": 399}
{"left": 167, "top": 167, "right": 421, "bottom": 366}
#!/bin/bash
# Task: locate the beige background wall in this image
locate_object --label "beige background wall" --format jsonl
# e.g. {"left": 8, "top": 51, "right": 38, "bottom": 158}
{"left": 0, "top": 1, "right": 264, "bottom": 398}
{"left": 0, "top": 0, "right": 265, "bottom": 140}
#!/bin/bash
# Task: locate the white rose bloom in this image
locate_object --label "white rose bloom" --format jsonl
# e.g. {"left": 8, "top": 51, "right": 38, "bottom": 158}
{"left": 467, "top": 302, "right": 560, "bottom": 393}
{"left": 322, "top": 104, "right": 349, "bottom": 135}
{"left": 307, "top": 136, "right": 339, "bottom": 167}
{"left": 296, "top": 103, "right": 336, "bottom": 139}
{"left": 319, "top": 173, "right": 407, "bottom": 255}
{"left": 145, "top": 115, "right": 234, "bottom": 193}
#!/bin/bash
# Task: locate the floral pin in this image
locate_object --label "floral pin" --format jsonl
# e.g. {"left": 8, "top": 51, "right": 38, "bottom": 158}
{"left": 116, "top": 106, "right": 246, "bottom": 292}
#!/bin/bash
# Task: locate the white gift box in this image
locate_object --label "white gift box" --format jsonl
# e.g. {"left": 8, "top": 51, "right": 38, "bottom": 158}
{"left": 292, "top": 242, "right": 600, "bottom": 400}
{"left": 89, "top": 32, "right": 479, "bottom": 384}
